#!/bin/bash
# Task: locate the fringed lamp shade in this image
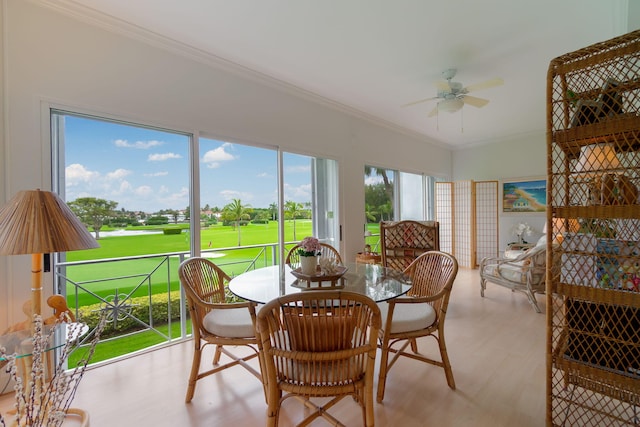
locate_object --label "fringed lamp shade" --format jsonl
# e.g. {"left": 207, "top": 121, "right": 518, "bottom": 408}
{"left": 0, "top": 189, "right": 99, "bottom": 319}
{"left": 0, "top": 189, "right": 99, "bottom": 255}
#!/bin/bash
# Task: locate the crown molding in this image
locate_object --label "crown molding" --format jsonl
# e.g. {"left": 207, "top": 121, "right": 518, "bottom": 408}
{"left": 32, "top": 0, "right": 449, "bottom": 151}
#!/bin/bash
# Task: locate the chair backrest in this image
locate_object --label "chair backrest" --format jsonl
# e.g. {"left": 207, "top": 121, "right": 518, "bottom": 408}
{"left": 256, "top": 290, "right": 381, "bottom": 392}
{"left": 380, "top": 220, "right": 440, "bottom": 271}
{"left": 405, "top": 251, "right": 458, "bottom": 317}
{"left": 178, "top": 257, "right": 230, "bottom": 333}
{"left": 285, "top": 242, "right": 343, "bottom": 268}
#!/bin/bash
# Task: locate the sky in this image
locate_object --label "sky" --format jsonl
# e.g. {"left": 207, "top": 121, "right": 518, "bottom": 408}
{"left": 62, "top": 114, "right": 313, "bottom": 213}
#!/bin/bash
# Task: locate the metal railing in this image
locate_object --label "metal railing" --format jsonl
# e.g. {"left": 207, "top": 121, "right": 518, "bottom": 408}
{"left": 54, "top": 243, "right": 283, "bottom": 365}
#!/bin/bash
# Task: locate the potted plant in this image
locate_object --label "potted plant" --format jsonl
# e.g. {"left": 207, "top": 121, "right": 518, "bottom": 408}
{"left": 298, "top": 236, "right": 322, "bottom": 275}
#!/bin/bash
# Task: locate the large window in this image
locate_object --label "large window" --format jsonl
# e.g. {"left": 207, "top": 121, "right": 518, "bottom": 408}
{"left": 364, "top": 165, "right": 438, "bottom": 250}
{"left": 50, "top": 109, "right": 339, "bottom": 362}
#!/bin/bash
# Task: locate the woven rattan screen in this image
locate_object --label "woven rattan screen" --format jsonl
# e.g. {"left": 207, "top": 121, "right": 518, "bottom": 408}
{"left": 546, "top": 30, "right": 640, "bottom": 426}
{"left": 435, "top": 181, "right": 498, "bottom": 268}
{"left": 475, "top": 181, "right": 498, "bottom": 265}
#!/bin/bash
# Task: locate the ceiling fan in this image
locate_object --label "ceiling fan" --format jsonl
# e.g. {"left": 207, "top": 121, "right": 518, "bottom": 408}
{"left": 403, "top": 68, "right": 503, "bottom": 117}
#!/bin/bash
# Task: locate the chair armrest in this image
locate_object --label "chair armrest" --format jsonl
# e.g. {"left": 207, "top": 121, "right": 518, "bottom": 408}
{"left": 191, "top": 298, "right": 256, "bottom": 311}
{"left": 386, "top": 287, "right": 448, "bottom": 305}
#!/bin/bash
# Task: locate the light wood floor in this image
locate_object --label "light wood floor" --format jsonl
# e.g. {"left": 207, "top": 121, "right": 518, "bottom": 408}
{"left": 1, "top": 267, "right": 547, "bottom": 426}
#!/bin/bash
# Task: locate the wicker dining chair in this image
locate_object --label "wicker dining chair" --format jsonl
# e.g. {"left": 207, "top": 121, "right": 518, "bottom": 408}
{"left": 179, "top": 257, "right": 262, "bottom": 403}
{"left": 285, "top": 242, "right": 343, "bottom": 268}
{"left": 376, "top": 250, "right": 458, "bottom": 403}
{"left": 256, "top": 290, "right": 381, "bottom": 427}
{"left": 380, "top": 220, "right": 440, "bottom": 272}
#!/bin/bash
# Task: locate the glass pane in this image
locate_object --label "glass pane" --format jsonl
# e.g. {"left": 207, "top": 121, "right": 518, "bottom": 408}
{"left": 200, "top": 138, "right": 278, "bottom": 273}
{"left": 364, "top": 166, "right": 395, "bottom": 252}
{"left": 56, "top": 112, "right": 190, "bottom": 253}
{"left": 283, "top": 153, "right": 339, "bottom": 252}
{"left": 51, "top": 110, "right": 191, "bottom": 364}
{"left": 399, "top": 172, "right": 424, "bottom": 220}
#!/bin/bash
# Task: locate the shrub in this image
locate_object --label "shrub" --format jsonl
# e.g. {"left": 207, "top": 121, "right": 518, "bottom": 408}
{"left": 162, "top": 227, "right": 182, "bottom": 235}
{"left": 77, "top": 291, "right": 183, "bottom": 339}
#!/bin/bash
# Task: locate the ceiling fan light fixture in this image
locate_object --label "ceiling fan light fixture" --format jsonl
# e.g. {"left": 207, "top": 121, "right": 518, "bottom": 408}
{"left": 438, "top": 98, "right": 464, "bottom": 113}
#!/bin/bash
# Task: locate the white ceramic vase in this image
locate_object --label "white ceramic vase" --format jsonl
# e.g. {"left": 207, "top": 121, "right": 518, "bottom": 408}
{"left": 300, "top": 255, "right": 318, "bottom": 275}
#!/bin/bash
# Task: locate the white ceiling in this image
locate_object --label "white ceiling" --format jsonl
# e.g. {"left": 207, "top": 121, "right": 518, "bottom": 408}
{"left": 50, "top": 0, "right": 634, "bottom": 149}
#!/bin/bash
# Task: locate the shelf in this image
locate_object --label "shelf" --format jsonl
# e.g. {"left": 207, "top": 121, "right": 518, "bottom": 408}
{"left": 553, "top": 205, "right": 640, "bottom": 220}
{"left": 553, "top": 115, "right": 640, "bottom": 159}
{"left": 547, "top": 30, "right": 640, "bottom": 425}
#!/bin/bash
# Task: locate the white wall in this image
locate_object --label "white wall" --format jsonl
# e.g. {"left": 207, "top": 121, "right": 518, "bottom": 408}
{"left": 453, "top": 131, "right": 548, "bottom": 251}
{"left": 0, "top": 0, "right": 453, "bottom": 328}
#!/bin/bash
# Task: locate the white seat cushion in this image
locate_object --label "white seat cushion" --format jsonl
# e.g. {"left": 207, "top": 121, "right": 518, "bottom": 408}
{"left": 378, "top": 301, "right": 436, "bottom": 334}
{"left": 202, "top": 307, "right": 256, "bottom": 338}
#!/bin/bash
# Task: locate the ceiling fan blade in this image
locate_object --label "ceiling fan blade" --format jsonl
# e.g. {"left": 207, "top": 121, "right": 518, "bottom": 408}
{"left": 435, "top": 81, "right": 450, "bottom": 91}
{"left": 427, "top": 106, "right": 439, "bottom": 117}
{"left": 463, "top": 95, "right": 490, "bottom": 108}
{"left": 401, "top": 96, "right": 439, "bottom": 108}
{"left": 464, "top": 77, "right": 504, "bottom": 93}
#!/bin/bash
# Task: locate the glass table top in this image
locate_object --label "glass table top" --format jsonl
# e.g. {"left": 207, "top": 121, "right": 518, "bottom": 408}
{"left": 229, "top": 262, "right": 412, "bottom": 304}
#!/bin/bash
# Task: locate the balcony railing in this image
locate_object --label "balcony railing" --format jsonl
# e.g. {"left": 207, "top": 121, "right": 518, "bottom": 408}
{"left": 54, "top": 243, "right": 284, "bottom": 366}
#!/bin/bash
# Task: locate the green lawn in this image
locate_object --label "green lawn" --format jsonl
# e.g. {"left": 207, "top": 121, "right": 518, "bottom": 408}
{"left": 64, "top": 220, "right": 314, "bottom": 306}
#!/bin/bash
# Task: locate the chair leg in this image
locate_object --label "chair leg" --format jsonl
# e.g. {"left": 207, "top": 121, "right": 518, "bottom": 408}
{"left": 526, "top": 291, "right": 542, "bottom": 313}
{"left": 410, "top": 338, "right": 418, "bottom": 353}
{"left": 213, "top": 344, "right": 223, "bottom": 365}
{"left": 480, "top": 277, "right": 486, "bottom": 297}
{"left": 438, "top": 333, "right": 456, "bottom": 390}
{"left": 185, "top": 339, "right": 203, "bottom": 403}
{"left": 377, "top": 339, "right": 391, "bottom": 403}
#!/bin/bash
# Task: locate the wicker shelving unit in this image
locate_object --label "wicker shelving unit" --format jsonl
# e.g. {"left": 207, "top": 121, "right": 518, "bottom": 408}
{"left": 546, "top": 30, "right": 640, "bottom": 426}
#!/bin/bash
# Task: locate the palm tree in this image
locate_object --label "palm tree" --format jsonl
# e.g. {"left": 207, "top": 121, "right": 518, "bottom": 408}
{"left": 365, "top": 203, "right": 378, "bottom": 223}
{"left": 223, "top": 198, "right": 252, "bottom": 246}
{"left": 285, "top": 200, "right": 304, "bottom": 240}
{"left": 364, "top": 166, "right": 393, "bottom": 201}
{"left": 268, "top": 202, "right": 278, "bottom": 221}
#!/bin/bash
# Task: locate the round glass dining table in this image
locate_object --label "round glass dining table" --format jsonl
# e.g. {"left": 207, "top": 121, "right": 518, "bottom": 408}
{"left": 228, "top": 262, "right": 412, "bottom": 304}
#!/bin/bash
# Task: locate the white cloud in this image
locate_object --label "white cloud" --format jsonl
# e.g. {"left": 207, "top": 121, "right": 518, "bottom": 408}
{"left": 148, "top": 153, "right": 182, "bottom": 161}
{"left": 285, "top": 164, "right": 310, "bottom": 173}
{"left": 106, "top": 168, "right": 132, "bottom": 180}
{"left": 256, "top": 172, "right": 270, "bottom": 178}
{"left": 285, "top": 183, "right": 311, "bottom": 200}
{"left": 159, "top": 187, "right": 189, "bottom": 208}
{"left": 202, "top": 143, "right": 236, "bottom": 168}
{"left": 65, "top": 163, "right": 100, "bottom": 185}
{"left": 114, "top": 139, "right": 163, "bottom": 149}
{"left": 134, "top": 186, "right": 154, "bottom": 197}
{"left": 365, "top": 176, "right": 384, "bottom": 185}
{"left": 118, "top": 181, "right": 132, "bottom": 193}
{"left": 143, "top": 171, "right": 169, "bottom": 177}
{"left": 220, "top": 189, "right": 254, "bottom": 202}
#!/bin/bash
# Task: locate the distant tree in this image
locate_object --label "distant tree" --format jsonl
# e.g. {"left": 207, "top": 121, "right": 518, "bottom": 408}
{"left": 285, "top": 200, "right": 304, "bottom": 240}
{"left": 184, "top": 206, "right": 190, "bottom": 221}
{"left": 269, "top": 202, "right": 278, "bottom": 221}
{"left": 365, "top": 203, "right": 378, "bottom": 222}
{"left": 68, "top": 197, "right": 118, "bottom": 239}
{"left": 365, "top": 166, "right": 393, "bottom": 201}
{"left": 223, "top": 198, "right": 252, "bottom": 246}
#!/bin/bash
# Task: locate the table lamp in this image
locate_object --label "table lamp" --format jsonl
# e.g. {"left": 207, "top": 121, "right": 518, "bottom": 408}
{"left": 574, "top": 143, "right": 621, "bottom": 205}
{"left": 0, "top": 189, "right": 99, "bottom": 326}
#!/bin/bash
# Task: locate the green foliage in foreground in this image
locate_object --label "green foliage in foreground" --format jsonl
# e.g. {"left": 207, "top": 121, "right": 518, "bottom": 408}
{"left": 76, "top": 291, "right": 182, "bottom": 337}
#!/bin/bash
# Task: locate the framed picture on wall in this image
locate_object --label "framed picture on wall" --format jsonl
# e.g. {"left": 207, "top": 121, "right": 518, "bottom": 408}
{"left": 502, "top": 177, "right": 547, "bottom": 213}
